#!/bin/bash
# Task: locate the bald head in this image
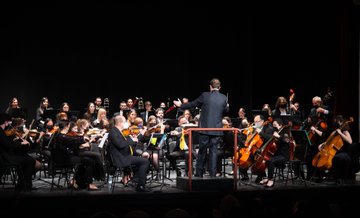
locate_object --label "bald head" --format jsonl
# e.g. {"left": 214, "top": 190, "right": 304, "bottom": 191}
{"left": 114, "top": 115, "right": 126, "bottom": 126}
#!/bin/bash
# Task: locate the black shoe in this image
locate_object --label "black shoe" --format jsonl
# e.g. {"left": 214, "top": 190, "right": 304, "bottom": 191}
{"left": 255, "top": 176, "right": 262, "bottom": 183}
{"left": 194, "top": 174, "right": 203, "bottom": 178}
{"left": 136, "top": 185, "right": 151, "bottom": 193}
{"left": 240, "top": 177, "right": 249, "bottom": 181}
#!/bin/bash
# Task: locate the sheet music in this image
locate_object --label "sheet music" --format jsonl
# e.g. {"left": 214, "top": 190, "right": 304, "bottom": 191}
{"left": 98, "top": 133, "right": 109, "bottom": 148}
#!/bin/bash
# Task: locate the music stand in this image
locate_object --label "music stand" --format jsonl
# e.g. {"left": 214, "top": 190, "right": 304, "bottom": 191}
{"left": 8, "top": 108, "right": 28, "bottom": 119}
{"left": 43, "top": 109, "right": 60, "bottom": 122}
{"left": 67, "top": 110, "right": 80, "bottom": 121}
{"left": 147, "top": 133, "right": 172, "bottom": 190}
{"left": 291, "top": 129, "right": 311, "bottom": 161}
{"left": 251, "top": 110, "right": 269, "bottom": 121}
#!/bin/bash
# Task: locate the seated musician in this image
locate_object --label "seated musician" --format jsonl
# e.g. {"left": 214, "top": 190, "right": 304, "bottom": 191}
{"left": 216, "top": 116, "right": 242, "bottom": 177}
{"left": 7, "top": 118, "right": 42, "bottom": 172}
{"left": 167, "top": 115, "right": 197, "bottom": 177}
{"left": 258, "top": 118, "right": 290, "bottom": 187}
{"left": 93, "top": 108, "right": 110, "bottom": 130}
{"left": 322, "top": 115, "right": 354, "bottom": 183}
{"left": 76, "top": 119, "right": 105, "bottom": 181}
{"left": 239, "top": 114, "right": 273, "bottom": 183}
{"left": 107, "top": 115, "right": 150, "bottom": 192}
{"left": 53, "top": 120, "right": 99, "bottom": 190}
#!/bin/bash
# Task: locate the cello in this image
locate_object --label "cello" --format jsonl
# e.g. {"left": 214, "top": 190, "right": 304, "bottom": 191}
{"left": 312, "top": 117, "right": 353, "bottom": 170}
{"left": 237, "top": 126, "right": 263, "bottom": 169}
{"left": 251, "top": 124, "right": 289, "bottom": 174}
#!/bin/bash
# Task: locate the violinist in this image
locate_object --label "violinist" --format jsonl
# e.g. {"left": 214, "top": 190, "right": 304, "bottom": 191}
{"left": 146, "top": 115, "right": 165, "bottom": 135}
{"left": 129, "top": 117, "right": 162, "bottom": 174}
{"left": 107, "top": 115, "right": 150, "bottom": 192}
{"left": 258, "top": 118, "right": 290, "bottom": 187}
{"left": 0, "top": 113, "right": 36, "bottom": 191}
{"left": 76, "top": 119, "right": 105, "bottom": 182}
{"left": 304, "top": 96, "right": 332, "bottom": 181}
{"left": 54, "top": 120, "right": 99, "bottom": 190}
{"left": 216, "top": 116, "right": 238, "bottom": 177}
{"left": 36, "top": 118, "right": 56, "bottom": 159}
{"left": 167, "top": 115, "right": 197, "bottom": 177}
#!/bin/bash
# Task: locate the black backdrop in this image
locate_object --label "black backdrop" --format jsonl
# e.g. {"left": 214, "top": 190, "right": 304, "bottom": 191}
{"left": 1, "top": 1, "right": 359, "bottom": 139}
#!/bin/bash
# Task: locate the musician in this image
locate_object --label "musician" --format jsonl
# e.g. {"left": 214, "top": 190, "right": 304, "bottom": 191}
{"left": 271, "top": 96, "right": 290, "bottom": 117}
{"left": 5, "top": 97, "right": 20, "bottom": 114}
{"left": 173, "top": 78, "right": 228, "bottom": 178}
{"left": 167, "top": 115, "right": 197, "bottom": 177}
{"left": 304, "top": 96, "right": 332, "bottom": 181}
{"left": 83, "top": 102, "right": 97, "bottom": 125}
{"left": 94, "top": 97, "right": 103, "bottom": 113}
{"left": 126, "top": 98, "right": 135, "bottom": 109}
{"left": 35, "top": 97, "right": 50, "bottom": 127}
{"left": 53, "top": 120, "right": 99, "bottom": 190}
{"left": 140, "top": 101, "right": 155, "bottom": 125}
{"left": 237, "top": 107, "right": 248, "bottom": 129}
{"left": 216, "top": 116, "right": 238, "bottom": 176}
{"left": 258, "top": 118, "right": 290, "bottom": 187}
{"left": 76, "top": 119, "right": 105, "bottom": 182}
{"left": 325, "top": 115, "right": 354, "bottom": 183}
{"left": 0, "top": 113, "right": 35, "bottom": 191}
{"left": 249, "top": 114, "right": 274, "bottom": 183}
{"left": 93, "top": 108, "right": 110, "bottom": 130}
{"left": 108, "top": 115, "right": 150, "bottom": 192}
{"left": 113, "top": 101, "right": 129, "bottom": 118}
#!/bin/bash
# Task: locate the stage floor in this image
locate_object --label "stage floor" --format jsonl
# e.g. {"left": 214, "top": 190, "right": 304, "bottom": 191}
{"left": 1, "top": 166, "right": 360, "bottom": 218}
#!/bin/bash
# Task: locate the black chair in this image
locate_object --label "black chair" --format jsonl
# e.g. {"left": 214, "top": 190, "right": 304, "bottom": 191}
{"left": 49, "top": 148, "right": 77, "bottom": 191}
{"left": 0, "top": 162, "right": 25, "bottom": 191}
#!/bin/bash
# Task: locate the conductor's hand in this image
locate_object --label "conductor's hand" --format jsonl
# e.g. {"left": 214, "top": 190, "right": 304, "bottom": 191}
{"left": 173, "top": 98, "right": 182, "bottom": 107}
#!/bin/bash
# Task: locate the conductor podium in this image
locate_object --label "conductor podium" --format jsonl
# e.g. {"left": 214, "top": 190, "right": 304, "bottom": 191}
{"left": 176, "top": 176, "right": 233, "bottom": 192}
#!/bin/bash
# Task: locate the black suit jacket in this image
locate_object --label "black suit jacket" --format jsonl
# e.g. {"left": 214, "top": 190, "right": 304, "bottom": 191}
{"left": 108, "top": 127, "right": 137, "bottom": 168}
{"left": 181, "top": 90, "right": 228, "bottom": 136}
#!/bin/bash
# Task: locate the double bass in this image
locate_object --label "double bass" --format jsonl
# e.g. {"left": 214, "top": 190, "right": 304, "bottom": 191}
{"left": 312, "top": 117, "right": 353, "bottom": 170}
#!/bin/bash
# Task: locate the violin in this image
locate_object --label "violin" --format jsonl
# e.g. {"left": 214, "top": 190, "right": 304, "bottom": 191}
{"left": 122, "top": 125, "right": 141, "bottom": 137}
{"left": 4, "top": 128, "right": 22, "bottom": 138}
{"left": 48, "top": 126, "right": 59, "bottom": 134}
{"left": 66, "top": 131, "right": 79, "bottom": 137}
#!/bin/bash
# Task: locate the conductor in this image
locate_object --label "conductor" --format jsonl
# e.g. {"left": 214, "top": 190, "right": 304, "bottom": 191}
{"left": 173, "top": 78, "right": 228, "bottom": 177}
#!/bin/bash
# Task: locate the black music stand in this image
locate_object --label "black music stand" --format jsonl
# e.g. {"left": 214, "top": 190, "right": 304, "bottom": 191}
{"left": 147, "top": 133, "right": 172, "bottom": 190}
{"left": 251, "top": 110, "right": 269, "bottom": 121}
{"left": 290, "top": 129, "right": 311, "bottom": 182}
{"left": 43, "top": 109, "right": 60, "bottom": 121}
{"left": 67, "top": 110, "right": 80, "bottom": 121}
{"left": 8, "top": 108, "right": 28, "bottom": 119}
{"left": 291, "top": 129, "right": 311, "bottom": 161}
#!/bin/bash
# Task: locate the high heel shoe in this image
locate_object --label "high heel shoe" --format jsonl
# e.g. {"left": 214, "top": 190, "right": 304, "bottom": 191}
{"left": 265, "top": 180, "right": 274, "bottom": 188}
{"left": 88, "top": 183, "right": 99, "bottom": 190}
{"left": 120, "top": 179, "right": 129, "bottom": 187}
{"left": 70, "top": 179, "right": 79, "bottom": 190}
{"left": 259, "top": 178, "right": 269, "bottom": 185}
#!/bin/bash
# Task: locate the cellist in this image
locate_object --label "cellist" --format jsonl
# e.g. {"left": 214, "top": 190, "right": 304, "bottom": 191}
{"left": 239, "top": 114, "right": 273, "bottom": 183}
{"left": 258, "top": 118, "right": 290, "bottom": 187}
{"left": 322, "top": 115, "right": 353, "bottom": 183}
